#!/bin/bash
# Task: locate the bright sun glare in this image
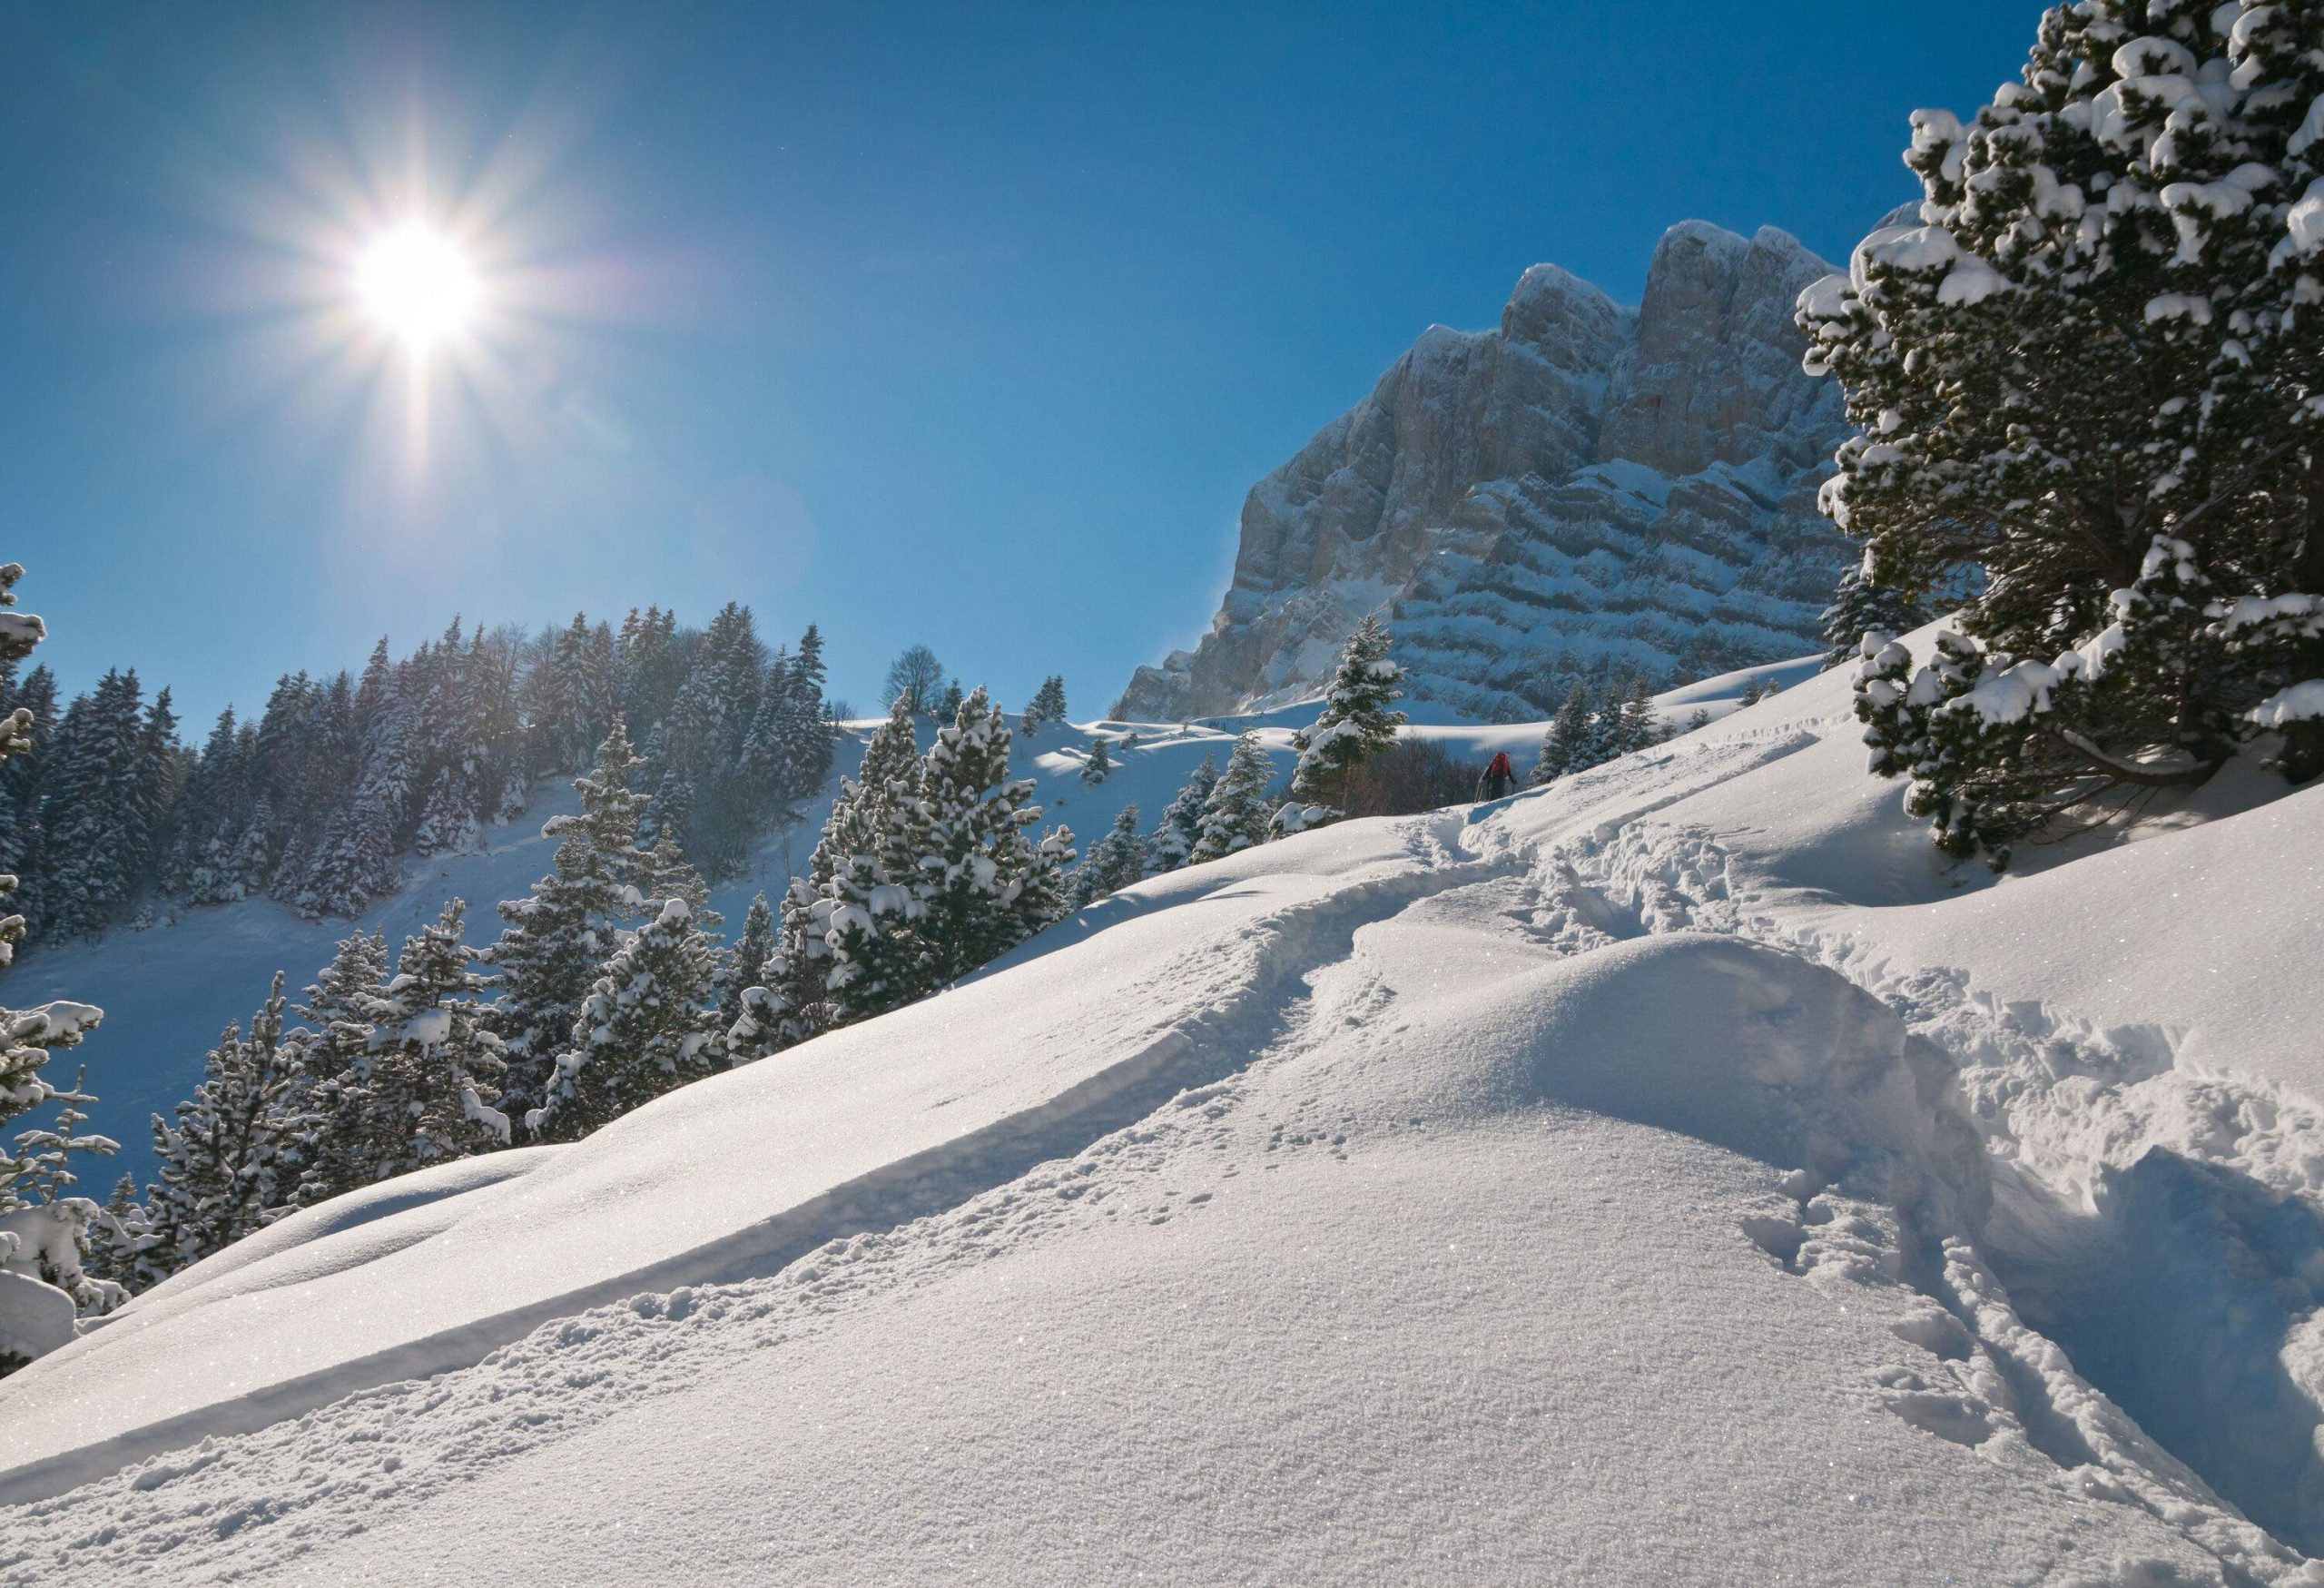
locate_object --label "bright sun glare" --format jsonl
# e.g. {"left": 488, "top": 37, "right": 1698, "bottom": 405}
{"left": 354, "top": 223, "right": 478, "bottom": 348}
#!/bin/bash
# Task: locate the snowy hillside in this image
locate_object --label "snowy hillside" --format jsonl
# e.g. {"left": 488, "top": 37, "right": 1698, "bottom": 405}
{"left": 32, "top": 666, "right": 1792, "bottom": 1190}
{"left": 3, "top": 642, "right": 2321, "bottom": 1582}
{"left": 14, "top": 712, "right": 1266, "bottom": 1187}
{"left": 27, "top": 690, "right": 1654, "bottom": 1187}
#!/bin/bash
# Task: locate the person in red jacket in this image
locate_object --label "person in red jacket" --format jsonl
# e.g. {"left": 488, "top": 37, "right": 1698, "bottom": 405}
{"left": 1476, "top": 750, "right": 1516, "bottom": 802}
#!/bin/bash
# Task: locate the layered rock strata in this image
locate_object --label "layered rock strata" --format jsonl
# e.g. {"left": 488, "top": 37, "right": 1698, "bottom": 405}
{"left": 1118, "top": 222, "right": 1851, "bottom": 722}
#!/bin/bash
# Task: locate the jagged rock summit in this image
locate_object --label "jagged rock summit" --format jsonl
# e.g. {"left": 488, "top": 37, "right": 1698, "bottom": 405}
{"left": 1118, "top": 222, "right": 1852, "bottom": 722}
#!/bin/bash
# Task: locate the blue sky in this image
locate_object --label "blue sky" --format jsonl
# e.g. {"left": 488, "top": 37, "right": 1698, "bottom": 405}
{"left": 0, "top": 0, "right": 2039, "bottom": 727}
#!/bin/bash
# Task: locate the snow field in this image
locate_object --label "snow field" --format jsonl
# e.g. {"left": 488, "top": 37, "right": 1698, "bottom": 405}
{"left": 6, "top": 646, "right": 2322, "bottom": 1580}
{"left": 0, "top": 796, "right": 2256, "bottom": 1583}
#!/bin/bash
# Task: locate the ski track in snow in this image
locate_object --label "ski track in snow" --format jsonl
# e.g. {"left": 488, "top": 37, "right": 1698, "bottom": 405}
{"left": 6, "top": 699, "right": 2324, "bottom": 1583}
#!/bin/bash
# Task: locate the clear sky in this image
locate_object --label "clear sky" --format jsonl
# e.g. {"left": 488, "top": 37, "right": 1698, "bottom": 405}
{"left": 1, "top": 0, "right": 2041, "bottom": 727}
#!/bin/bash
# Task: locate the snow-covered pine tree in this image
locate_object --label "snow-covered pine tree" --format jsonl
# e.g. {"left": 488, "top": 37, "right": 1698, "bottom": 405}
{"left": 0, "top": 567, "right": 43, "bottom": 714}
{"left": 1080, "top": 735, "right": 1112, "bottom": 785}
{"left": 39, "top": 668, "right": 152, "bottom": 937}
{"left": 773, "top": 623, "right": 835, "bottom": 804}
{"left": 296, "top": 928, "right": 389, "bottom": 1083}
{"left": 739, "top": 644, "right": 794, "bottom": 802}
{"left": 1148, "top": 753, "right": 1218, "bottom": 872}
{"left": 466, "top": 625, "right": 529, "bottom": 825}
{"left": 1190, "top": 732, "right": 1276, "bottom": 863}
{"left": 134, "top": 686, "right": 183, "bottom": 894}
{"left": 484, "top": 718, "right": 656, "bottom": 1120}
{"left": 1285, "top": 615, "right": 1406, "bottom": 820}
{"left": 934, "top": 678, "right": 965, "bottom": 724}
{"left": 411, "top": 766, "right": 478, "bottom": 858}
{"left": 1067, "top": 804, "right": 1147, "bottom": 909}
{"left": 735, "top": 695, "right": 924, "bottom": 1054}
{"left": 239, "top": 676, "right": 300, "bottom": 893}
{"left": 1024, "top": 676, "right": 1068, "bottom": 736}
{"left": 578, "top": 618, "right": 620, "bottom": 752}
{"left": 0, "top": 564, "right": 109, "bottom": 1214}
{"left": 1014, "top": 823, "right": 1076, "bottom": 942}
{"left": 645, "top": 658, "right": 716, "bottom": 804}
{"left": 661, "top": 601, "right": 780, "bottom": 880}
{"left": 284, "top": 928, "right": 387, "bottom": 1203}
{"left": 139, "top": 972, "right": 310, "bottom": 1284}
{"left": 530, "top": 895, "right": 729, "bottom": 1142}
{"left": 0, "top": 665, "right": 54, "bottom": 927}
{"left": 0, "top": 566, "right": 119, "bottom": 1365}
{"left": 300, "top": 656, "right": 417, "bottom": 916}
{"left": 524, "top": 614, "right": 599, "bottom": 776}
{"left": 641, "top": 764, "right": 694, "bottom": 855}
{"left": 1532, "top": 679, "right": 1595, "bottom": 784}
{"left": 1821, "top": 552, "right": 1932, "bottom": 668}
{"left": 404, "top": 618, "right": 521, "bottom": 856}
{"left": 646, "top": 831, "right": 718, "bottom": 928}
{"left": 334, "top": 902, "right": 509, "bottom": 1182}
{"left": 409, "top": 623, "right": 478, "bottom": 857}
{"left": 883, "top": 686, "right": 1048, "bottom": 990}
{"left": 1798, "top": 4, "right": 2324, "bottom": 861}
{"left": 251, "top": 667, "right": 353, "bottom": 899}
{"left": 9, "top": 1063, "right": 113, "bottom": 1208}
{"left": 811, "top": 686, "right": 1068, "bottom": 1020}
{"left": 819, "top": 712, "right": 942, "bottom": 1021}
{"left": 81, "top": 1173, "right": 150, "bottom": 1290}
{"left": 1610, "top": 676, "right": 1661, "bottom": 757}
{"left": 719, "top": 892, "right": 775, "bottom": 1037}
{"left": 618, "top": 605, "right": 684, "bottom": 743}
{"left": 165, "top": 706, "right": 249, "bottom": 903}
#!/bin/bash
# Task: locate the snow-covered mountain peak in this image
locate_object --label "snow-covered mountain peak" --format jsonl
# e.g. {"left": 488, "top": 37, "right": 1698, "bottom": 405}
{"left": 1118, "top": 220, "right": 1851, "bottom": 725}
{"left": 1498, "top": 258, "right": 1627, "bottom": 352}
{"left": 1600, "top": 221, "right": 1839, "bottom": 478}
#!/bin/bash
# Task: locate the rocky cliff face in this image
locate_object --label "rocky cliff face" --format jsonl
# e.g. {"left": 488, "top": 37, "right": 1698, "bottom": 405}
{"left": 1118, "top": 222, "right": 1851, "bottom": 722}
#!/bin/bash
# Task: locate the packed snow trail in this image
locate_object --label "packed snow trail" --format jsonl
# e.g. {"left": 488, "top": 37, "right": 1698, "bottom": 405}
{"left": 6, "top": 645, "right": 2324, "bottom": 1582}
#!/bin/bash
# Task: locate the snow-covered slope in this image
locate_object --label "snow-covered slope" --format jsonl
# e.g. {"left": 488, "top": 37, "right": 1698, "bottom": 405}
{"left": 1118, "top": 222, "right": 1852, "bottom": 723}
{"left": 15, "top": 716, "right": 1274, "bottom": 1187}
{"left": 31, "top": 676, "right": 1778, "bottom": 1189}
{"left": 6, "top": 650, "right": 2323, "bottom": 1583}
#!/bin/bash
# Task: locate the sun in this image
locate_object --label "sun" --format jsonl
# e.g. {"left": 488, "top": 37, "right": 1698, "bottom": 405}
{"left": 354, "top": 223, "right": 478, "bottom": 349}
